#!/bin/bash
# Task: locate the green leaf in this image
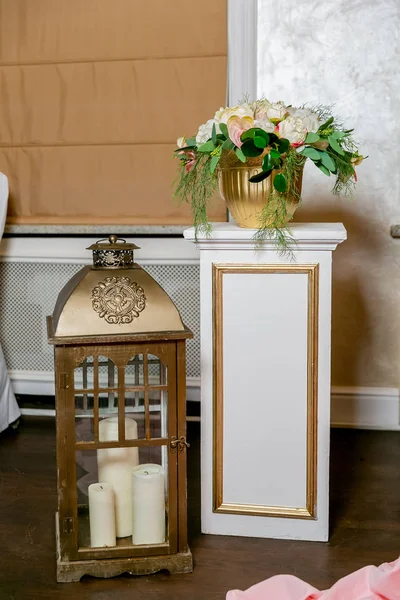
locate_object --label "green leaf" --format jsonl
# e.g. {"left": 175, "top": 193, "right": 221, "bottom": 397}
{"left": 277, "top": 138, "right": 290, "bottom": 153}
{"left": 268, "top": 133, "right": 279, "bottom": 145}
{"left": 254, "top": 136, "right": 267, "bottom": 149}
{"left": 248, "top": 169, "right": 273, "bottom": 183}
{"left": 197, "top": 140, "right": 215, "bottom": 153}
{"left": 328, "top": 135, "right": 345, "bottom": 156}
{"left": 185, "top": 137, "right": 196, "bottom": 146}
{"left": 318, "top": 116, "right": 334, "bottom": 131}
{"left": 300, "top": 147, "right": 321, "bottom": 161}
{"left": 270, "top": 148, "right": 281, "bottom": 160}
{"left": 262, "top": 154, "right": 274, "bottom": 171}
{"left": 212, "top": 123, "right": 217, "bottom": 145}
{"left": 330, "top": 130, "right": 346, "bottom": 140}
{"left": 210, "top": 154, "right": 220, "bottom": 174}
{"left": 219, "top": 123, "right": 229, "bottom": 138}
{"left": 241, "top": 140, "right": 264, "bottom": 158}
{"left": 273, "top": 173, "right": 287, "bottom": 193}
{"left": 319, "top": 151, "right": 336, "bottom": 172}
{"left": 253, "top": 128, "right": 270, "bottom": 142}
{"left": 222, "top": 138, "right": 234, "bottom": 150}
{"left": 315, "top": 162, "right": 331, "bottom": 176}
{"left": 235, "top": 147, "right": 246, "bottom": 163}
{"left": 241, "top": 129, "right": 256, "bottom": 141}
{"left": 305, "top": 132, "right": 320, "bottom": 143}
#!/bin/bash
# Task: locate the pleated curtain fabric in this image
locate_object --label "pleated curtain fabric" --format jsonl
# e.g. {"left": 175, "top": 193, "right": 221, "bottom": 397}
{"left": 0, "top": 0, "right": 228, "bottom": 225}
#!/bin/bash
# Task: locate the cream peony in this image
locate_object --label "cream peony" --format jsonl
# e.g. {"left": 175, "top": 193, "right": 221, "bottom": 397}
{"left": 214, "top": 103, "right": 254, "bottom": 124}
{"left": 254, "top": 118, "right": 276, "bottom": 134}
{"left": 176, "top": 136, "right": 186, "bottom": 148}
{"left": 266, "top": 101, "right": 289, "bottom": 122}
{"left": 195, "top": 119, "right": 220, "bottom": 145}
{"left": 278, "top": 116, "right": 307, "bottom": 146}
{"left": 288, "top": 107, "right": 321, "bottom": 133}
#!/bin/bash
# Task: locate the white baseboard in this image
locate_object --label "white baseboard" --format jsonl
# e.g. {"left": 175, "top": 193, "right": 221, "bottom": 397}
{"left": 10, "top": 371, "right": 201, "bottom": 402}
{"left": 10, "top": 371, "right": 399, "bottom": 430}
{"left": 331, "top": 386, "right": 400, "bottom": 430}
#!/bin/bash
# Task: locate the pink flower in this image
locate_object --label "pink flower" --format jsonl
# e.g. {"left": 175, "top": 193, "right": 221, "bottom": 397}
{"left": 227, "top": 116, "right": 255, "bottom": 148}
{"left": 183, "top": 150, "right": 196, "bottom": 174}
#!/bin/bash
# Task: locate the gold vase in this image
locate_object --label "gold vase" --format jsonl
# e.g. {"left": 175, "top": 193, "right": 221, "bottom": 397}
{"left": 218, "top": 150, "right": 304, "bottom": 228}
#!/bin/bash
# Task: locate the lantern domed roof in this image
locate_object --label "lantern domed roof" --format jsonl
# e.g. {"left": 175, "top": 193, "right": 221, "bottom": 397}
{"left": 48, "top": 236, "right": 187, "bottom": 341}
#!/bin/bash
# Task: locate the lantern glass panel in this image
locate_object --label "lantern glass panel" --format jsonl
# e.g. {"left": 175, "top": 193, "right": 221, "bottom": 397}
{"left": 74, "top": 356, "right": 94, "bottom": 390}
{"left": 125, "top": 355, "right": 144, "bottom": 386}
{"left": 75, "top": 393, "right": 95, "bottom": 442}
{"left": 75, "top": 446, "right": 169, "bottom": 551}
{"left": 98, "top": 356, "right": 118, "bottom": 389}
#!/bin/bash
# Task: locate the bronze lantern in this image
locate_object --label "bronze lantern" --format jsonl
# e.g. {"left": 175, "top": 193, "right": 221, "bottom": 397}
{"left": 47, "top": 236, "right": 193, "bottom": 582}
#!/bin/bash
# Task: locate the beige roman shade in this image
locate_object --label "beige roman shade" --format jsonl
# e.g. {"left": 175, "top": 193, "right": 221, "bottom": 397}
{"left": 0, "top": 0, "right": 228, "bottom": 225}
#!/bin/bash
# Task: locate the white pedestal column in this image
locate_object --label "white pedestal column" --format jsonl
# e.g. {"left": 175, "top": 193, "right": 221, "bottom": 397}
{"left": 184, "top": 223, "right": 346, "bottom": 542}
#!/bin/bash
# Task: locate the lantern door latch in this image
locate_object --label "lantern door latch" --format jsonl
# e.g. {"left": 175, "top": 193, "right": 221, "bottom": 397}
{"left": 170, "top": 436, "right": 190, "bottom": 453}
{"left": 59, "top": 373, "right": 70, "bottom": 390}
{"left": 63, "top": 517, "right": 74, "bottom": 535}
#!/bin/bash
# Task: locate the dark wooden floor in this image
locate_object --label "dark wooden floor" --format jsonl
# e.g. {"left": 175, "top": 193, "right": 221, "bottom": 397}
{"left": 0, "top": 418, "right": 399, "bottom": 599}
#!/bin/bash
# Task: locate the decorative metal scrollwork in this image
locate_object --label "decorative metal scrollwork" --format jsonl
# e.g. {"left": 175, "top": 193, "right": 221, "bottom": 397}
{"left": 92, "top": 276, "right": 146, "bottom": 325}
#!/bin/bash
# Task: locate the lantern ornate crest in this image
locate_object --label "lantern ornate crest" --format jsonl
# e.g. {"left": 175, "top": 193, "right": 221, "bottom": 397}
{"left": 47, "top": 236, "right": 193, "bottom": 582}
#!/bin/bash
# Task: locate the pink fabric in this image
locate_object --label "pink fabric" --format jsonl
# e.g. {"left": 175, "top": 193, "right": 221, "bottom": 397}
{"left": 227, "top": 557, "right": 400, "bottom": 600}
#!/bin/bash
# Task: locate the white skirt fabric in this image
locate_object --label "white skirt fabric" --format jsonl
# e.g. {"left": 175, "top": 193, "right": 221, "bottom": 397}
{"left": 0, "top": 172, "right": 20, "bottom": 433}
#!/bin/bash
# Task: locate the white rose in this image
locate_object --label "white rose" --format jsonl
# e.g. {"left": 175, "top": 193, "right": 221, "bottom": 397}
{"left": 195, "top": 119, "right": 220, "bottom": 145}
{"left": 278, "top": 116, "right": 307, "bottom": 146}
{"left": 266, "top": 101, "right": 289, "bottom": 122}
{"left": 254, "top": 118, "right": 275, "bottom": 134}
{"left": 288, "top": 107, "right": 321, "bottom": 133}
{"left": 214, "top": 103, "right": 254, "bottom": 124}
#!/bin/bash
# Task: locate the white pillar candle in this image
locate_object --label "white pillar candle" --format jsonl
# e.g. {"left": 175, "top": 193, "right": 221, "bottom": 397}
{"left": 132, "top": 464, "right": 166, "bottom": 545}
{"left": 97, "top": 416, "right": 139, "bottom": 538}
{"left": 88, "top": 483, "right": 116, "bottom": 547}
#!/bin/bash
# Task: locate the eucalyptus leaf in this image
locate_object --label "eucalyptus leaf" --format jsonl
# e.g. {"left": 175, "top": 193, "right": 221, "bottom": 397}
{"left": 248, "top": 169, "right": 272, "bottom": 184}
{"left": 212, "top": 123, "right": 217, "bottom": 145}
{"left": 316, "top": 162, "right": 331, "bottom": 176}
{"left": 235, "top": 147, "right": 246, "bottom": 163}
{"left": 328, "top": 135, "right": 345, "bottom": 156}
{"left": 185, "top": 137, "right": 196, "bottom": 146}
{"left": 219, "top": 123, "right": 229, "bottom": 138}
{"left": 300, "top": 146, "right": 321, "bottom": 161}
{"left": 241, "top": 140, "right": 264, "bottom": 158}
{"left": 197, "top": 140, "right": 215, "bottom": 153}
{"left": 222, "top": 138, "right": 234, "bottom": 150}
{"left": 305, "top": 132, "right": 320, "bottom": 143}
{"left": 210, "top": 154, "right": 220, "bottom": 174}
{"left": 254, "top": 136, "right": 267, "bottom": 149}
{"left": 319, "top": 151, "right": 336, "bottom": 172}
{"left": 273, "top": 173, "right": 287, "bottom": 193}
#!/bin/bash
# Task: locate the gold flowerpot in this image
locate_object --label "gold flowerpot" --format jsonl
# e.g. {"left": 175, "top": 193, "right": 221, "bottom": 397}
{"left": 218, "top": 151, "right": 304, "bottom": 229}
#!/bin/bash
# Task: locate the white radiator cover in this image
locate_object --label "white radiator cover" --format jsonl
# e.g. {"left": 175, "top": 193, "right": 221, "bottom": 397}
{"left": 0, "top": 235, "right": 398, "bottom": 428}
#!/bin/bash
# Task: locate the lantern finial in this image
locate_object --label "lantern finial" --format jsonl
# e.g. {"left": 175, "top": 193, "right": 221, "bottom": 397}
{"left": 87, "top": 235, "right": 139, "bottom": 268}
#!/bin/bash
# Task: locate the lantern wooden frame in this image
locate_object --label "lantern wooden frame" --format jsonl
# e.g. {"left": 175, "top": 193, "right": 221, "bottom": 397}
{"left": 48, "top": 324, "right": 193, "bottom": 582}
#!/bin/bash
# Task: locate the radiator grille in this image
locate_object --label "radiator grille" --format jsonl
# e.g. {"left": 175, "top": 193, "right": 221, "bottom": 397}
{"left": 0, "top": 263, "right": 200, "bottom": 378}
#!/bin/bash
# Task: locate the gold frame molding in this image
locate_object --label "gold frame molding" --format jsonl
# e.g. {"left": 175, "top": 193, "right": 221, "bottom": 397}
{"left": 212, "top": 264, "right": 319, "bottom": 520}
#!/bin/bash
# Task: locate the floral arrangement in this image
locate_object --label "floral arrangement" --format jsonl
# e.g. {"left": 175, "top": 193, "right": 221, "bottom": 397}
{"left": 174, "top": 99, "right": 364, "bottom": 249}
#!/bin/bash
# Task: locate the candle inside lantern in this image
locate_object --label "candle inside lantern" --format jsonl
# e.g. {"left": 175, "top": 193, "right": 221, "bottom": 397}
{"left": 97, "top": 416, "right": 139, "bottom": 538}
{"left": 132, "top": 464, "right": 166, "bottom": 545}
{"left": 88, "top": 482, "right": 116, "bottom": 547}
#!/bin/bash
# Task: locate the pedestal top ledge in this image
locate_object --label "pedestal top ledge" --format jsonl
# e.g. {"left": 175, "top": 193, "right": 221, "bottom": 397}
{"left": 183, "top": 222, "right": 347, "bottom": 252}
